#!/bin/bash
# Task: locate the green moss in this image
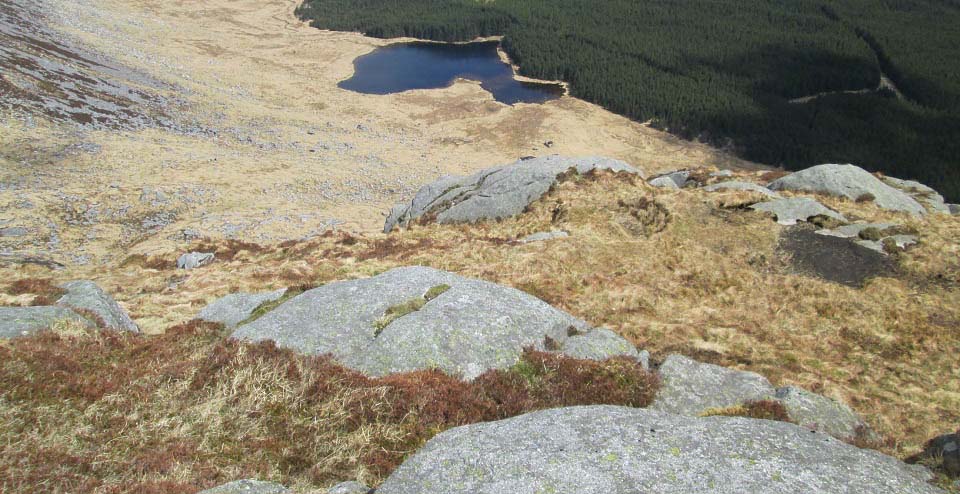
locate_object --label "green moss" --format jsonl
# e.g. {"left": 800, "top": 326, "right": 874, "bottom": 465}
{"left": 373, "top": 285, "right": 451, "bottom": 336}
{"left": 237, "top": 286, "right": 311, "bottom": 326}
{"left": 374, "top": 298, "right": 427, "bottom": 335}
{"left": 424, "top": 284, "right": 450, "bottom": 301}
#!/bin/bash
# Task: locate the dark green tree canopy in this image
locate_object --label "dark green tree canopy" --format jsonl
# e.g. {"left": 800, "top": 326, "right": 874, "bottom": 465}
{"left": 297, "top": 0, "right": 960, "bottom": 201}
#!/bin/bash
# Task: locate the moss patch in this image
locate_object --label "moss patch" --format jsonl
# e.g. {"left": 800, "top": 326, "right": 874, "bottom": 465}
{"left": 237, "top": 285, "right": 313, "bottom": 327}
{"left": 373, "top": 284, "right": 450, "bottom": 335}
{"left": 424, "top": 283, "right": 450, "bottom": 301}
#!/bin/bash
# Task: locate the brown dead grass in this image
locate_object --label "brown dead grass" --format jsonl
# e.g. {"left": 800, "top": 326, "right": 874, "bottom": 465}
{"left": 0, "top": 321, "right": 656, "bottom": 492}
{"left": 700, "top": 399, "right": 793, "bottom": 422}
{"left": 5, "top": 278, "right": 66, "bottom": 306}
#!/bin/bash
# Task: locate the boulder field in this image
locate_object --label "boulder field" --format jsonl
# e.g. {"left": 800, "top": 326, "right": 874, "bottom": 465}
{"left": 6, "top": 156, "right": 956, "bottom": 493}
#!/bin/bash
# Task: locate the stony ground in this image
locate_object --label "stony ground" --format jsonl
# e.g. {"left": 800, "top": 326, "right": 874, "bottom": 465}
{"left": 2, "top": 168, "right": 958, "bottom": 492}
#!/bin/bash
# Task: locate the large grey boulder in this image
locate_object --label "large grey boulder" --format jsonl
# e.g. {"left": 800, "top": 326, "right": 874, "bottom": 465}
{"left": 55, "top": 280, "right": 139, "bottom": 332}
{"left": 198, "top": 479, "right": 289, "bottom": 494}
{"left": 704, "top": 181, "right": 778, "bottom": 197}
{"left": 177, "top": 251, "right": 215, "bottom": 269}
{"left": 376, "top": 405, "right": 942, "bottom": 494}
{"left": 0, "top": 306, "right": 94, "bottom": 338}
{"left": 768, "top": 164, "right": 925, "bottom": 215}
{"left": 949, "top": 204, "right": 959, "bottom": 215}
{"left": 775, "top": 386, "right": 873, "bottom": 440}
{"left": 197, "top": 288, "right": 287, "bottom": 329}
{"left": 384, "top": 155, "right": 642, "bottom": 232}
{"left": 232, "top": 266, "right": 637, "bottom": 379}
{"left": 882, "top": 176, "right": 950, "bottom": 214}
{"left": 650, "top": 354, "right": 775, "bottom": 415}
{"left": 750, "top": 197, "right": 847, "bottom": 226}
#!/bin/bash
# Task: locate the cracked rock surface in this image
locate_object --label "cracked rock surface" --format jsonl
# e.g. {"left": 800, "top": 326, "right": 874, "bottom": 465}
{"left": 231, "top": 266, "right": 640, "bottom": 379}
{"left": 384, "top": 155, "right": 642, "bottom": 232}
{"left": 376, "top": 405, "right": 942, "bottom": 494}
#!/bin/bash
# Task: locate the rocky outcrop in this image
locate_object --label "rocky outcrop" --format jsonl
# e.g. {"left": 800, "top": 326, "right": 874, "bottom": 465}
{"left": 177, "top": 251, "right": 215, "bottom": 269}
{"left": 775, "top": 386, "right": 874, "bottom": 441}
{"left": 648, "top": 170, "right": 690, "bottom": 189}
{"left": 750, "top": 197, "right": 847, "bottom": 225}
{"left": 882, "top": 176, "right": 950, "bottom": 214}
{"left": 232, "top": 266, "right": 641, "bottom": 379}
{"left": 650, "top": 354, "right": 775, "bottom": 415}
{"left": 815, "top": 223, "right": 918, "bottom": 254}
{"left": 649, "top": 175, "right": 681, "bottom": 189}
{"left": 197, "top": 288, "right": 287, "bottom": 329}
{"left": 376, "top": 405, "right": 942, "bottom": 494}
{"left": 704, "top": 181, "right": 778, "bottom": 197}
{"left": 815, "top": 223, "right": 897, "bottom": 238}
{"left": 856, "top": 235, "right": 918, "bottom": 254}
{"left": 768, "top": 164, "right": 925, "bottom": 215}
{"left": 0, "top": 306, "right": 93, "bottom": 338}
{"left": 197, "top": 479, "right": 289, "bottom": 494}
{"left": 55, "top": 280, "right": 139, "bottom": 332}
{"left": 383, "top": 155, "right": 642, "bottom": 232}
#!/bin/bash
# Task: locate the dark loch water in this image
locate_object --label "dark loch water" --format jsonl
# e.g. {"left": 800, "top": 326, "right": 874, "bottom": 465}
{"left": 339, "top": 41, "right": 564, "bottom": 105}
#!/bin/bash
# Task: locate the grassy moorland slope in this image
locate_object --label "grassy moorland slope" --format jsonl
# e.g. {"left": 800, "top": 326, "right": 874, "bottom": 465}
{"left": 2, "top": 171, "right": 958, "bottom": 491}
{"left": 297, "top": 0, "right": 960, "bottom": 201}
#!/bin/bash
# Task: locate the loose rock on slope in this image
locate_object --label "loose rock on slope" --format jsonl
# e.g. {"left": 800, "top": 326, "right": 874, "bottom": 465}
{"left": 775, "top": 386, "right": 875, "bottom": 441}
{"left": 0, "top": 306, "right": 94, "bottom": 338}
{"left": 232, "top": 266, "right": 640, "bottom": 379}
{"left": 177, "top": 251, "right": 215, "bottom": 269}
{"left": 750, "top": 197, "right": 847, "bottom": 226}
{"left": 375, "top": 405, "right": 942, "bottom": 494}
{"left": 882, "top": 176, "right": 950, "bottom": 214}
{"left": 650, "top": 354, "right": 775, "bottom": 415}
{"left": 56, "top": 280, "right": 139, "bottom": 332}
{"left": 768, "top": 164, "right": 925, "bottom": 215}
{"left": 384, "top": 155, "right": 642, "bottom": 232}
